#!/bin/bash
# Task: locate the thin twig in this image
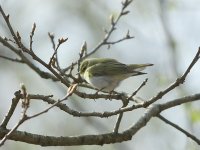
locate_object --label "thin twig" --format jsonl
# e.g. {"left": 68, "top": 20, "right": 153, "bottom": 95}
{"left": 0, "top": 36, "right": 58, "bottom": 81}
{"left": 26, "top": 84, "right": 77, "bottom": 120}
{"left": 48, "top": 32, "right": 56, "bottom": 50}
{"left": 0, "top": 55, "right": 24, "bottom": 63}
{"left": 77, "top": 41, "right": 87, "bottom": 73}
{"left": 2, "top": 36, "right": 16, "bottom": 44}
{"left": 0, "top": 0, "right": 200, "bottom": 146}
{"left": 0, "top": 6, "right": 70, "bottom": 86}
{"left": 157, "top": 114, "right": 200, "bottom": 145}
{"left": 1, "top": 93, "right": 200, "bottom": 146}
{"left": 1, "top": 18, "right": 199, "bottom": 105}
{"left": 0, "top": 91, "right": 21, "bottom": 128}
{"left": 62, "top": 0, "right": 133, "bottom": 72}
{"left": 0, "top": 3, "right": 138, "bottom": 101}
{"left": 29, "top": 23, "right": 36, "bottom": 52}
{"left": 0, "top": 84, "right": 30, "bottom": 146}
{"left": 0, "top": 116, "right": 26, "bottom": 146}
{"left": 106, "top": 30, "right": 134, "bottom": 45}
{"left": 144, "top": 47, "right": 200, "bottom": 107}
{"left": 105, "top": 36, "right": 134, "bottom": 45}
{"left": 113, "top": 112, "right": 124, "bottom": 133}
{"left": 48, "top": 37, "right": 68, "bottom": 67}
{"left": 128, "top": 78, "right": 148, "bottom": 100}
{"left": 0, "top": 84, "right": 76, "bottom": 146}
{"left": 113, "top": 78, "right": 148, "bottom": 133}
{"left": 0, "top": 6, "right": 24, "bottom": 50}
{"left": 28, "top": 93, "right": 139, "bottom": 118}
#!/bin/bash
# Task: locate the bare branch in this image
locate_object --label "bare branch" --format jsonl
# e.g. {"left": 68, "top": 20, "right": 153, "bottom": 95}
{"left": 0, "top": 35, "right": 58, "bottom": 81}
{"left": 1, "top": 1, "right": 200, "bottom": 147}
{"left": 0, "top": 102, "right": 159, "bottom": 146}
{"left": 160, "top": 93, "right": 200, "bottom": 111}
{"left": 0, "top": 6, "right": 68, "bottom": 84}
{"left": 0, "top": 115, "right": 26, "bottom": 146}
{"left": 48, "top": 37, "right": 68, "bottom": 68}
{"left": 2, "top": 36, "right": 16, "bottom": 44}
{"left": 28, "top": 94, "right": 140, "bottom": 118}
{"left": 113, "top": 79, "right": 148, "bottom": 133}
{"left": 29, "top": 94, "right": 114, "bottom": 117}
{"left": 0, "top": 84, "right": 30, "bottom": 146}
{"left": 105, "top": 30, "right": 134, "bottom": 46}
{"left": 29, "top": 23, "right": 36, "bottom": 52}
{"left": 0, "top": 5, "right": 22, "bottom": 48}
{"left": 0, "top": 92, "right": 200, "bottom": 146}
{"left": 48, "top": 32, "right": 56, "bottom": 50}
{"left": 0, "top": 90, "right": 21, "bottom": 128}
{"left": 27, "top": 84, "right": 76, "bottom": 120}
{"left": 77, "top": 41, "right": 87, "bottom": 73}
{"left": 0, "top": 55, "right": 24, "bottom": 63}
{"left": 63, "top": 0, "right": 133, "bottom": 72}
{"left": 0, "top": 84, "right": 76, "bottom": 146}
{"left": 113, "top": 112, "right": 124, "bottom": 134}
{"left": 157, "top": 114, "right": 200, "bottom": 145}
{"left": 144, "top": 47, "right": 200, "bottom": 107}
{"left": 128, "top": 78, "right": 148, "bottom": 100}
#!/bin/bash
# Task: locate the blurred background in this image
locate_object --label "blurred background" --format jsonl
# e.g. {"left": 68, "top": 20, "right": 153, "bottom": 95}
{"left": 0, "top": 0, "right": 200, "bottom": 149}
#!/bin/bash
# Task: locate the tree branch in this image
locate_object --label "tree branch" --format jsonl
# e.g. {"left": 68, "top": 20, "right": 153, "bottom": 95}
{"left": 0, "top": 92, "right": 199, "bottom": 146}
{"left": 0, "top": 90, "right": 21, "bottom": 128}
{"left": 1, "top": 0, "right": 200, "bottom": 147}
{"left": 63, "top": 0, "right": 133, "bottom": 72}
{"left": 157, "top": 114, "right": 200, "bottom": 145}
{"left": 144, "top": 47, "right": 200, "bottom": 107}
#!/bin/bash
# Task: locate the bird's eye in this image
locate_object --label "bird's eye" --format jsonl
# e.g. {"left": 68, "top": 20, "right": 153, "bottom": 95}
{"left": 80, "top": 64, "right": 87, "bottom": 73}
{"left": 80, "top": 61, "right": 89, "bottom": 74}
{"left": 83, "top": 65, "right": 87, "bottom": 71}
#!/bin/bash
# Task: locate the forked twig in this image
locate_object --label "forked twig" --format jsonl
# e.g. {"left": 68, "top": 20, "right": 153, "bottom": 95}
{"left": 63, "top": 0, "right": 133, "bottom": 72}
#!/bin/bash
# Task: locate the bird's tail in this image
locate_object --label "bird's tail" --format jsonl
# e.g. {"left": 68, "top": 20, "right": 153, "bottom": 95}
{"left": 128, "top": 63, "right": 153, "bottom": 72}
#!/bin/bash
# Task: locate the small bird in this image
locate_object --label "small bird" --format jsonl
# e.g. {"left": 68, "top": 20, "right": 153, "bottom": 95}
{"left": 79, "top": 58, "right": 153, "bottom": 92}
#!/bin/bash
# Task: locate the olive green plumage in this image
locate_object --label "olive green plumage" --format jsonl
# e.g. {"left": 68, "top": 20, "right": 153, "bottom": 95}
{"left": 80, "top": 58, "right": 153, "bottom": 92}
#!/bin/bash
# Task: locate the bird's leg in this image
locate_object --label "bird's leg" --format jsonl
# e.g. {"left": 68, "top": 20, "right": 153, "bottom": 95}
{"left": 108, "top": 90, "right": 116, "bottom": 100}
{"left": 94, "top": 87, "right": 104, "bottom": 96}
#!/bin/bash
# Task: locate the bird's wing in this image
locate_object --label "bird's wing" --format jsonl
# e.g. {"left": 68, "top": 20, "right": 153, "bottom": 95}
{"left": 86, "top": 61, "right": 139, "bottom": 76}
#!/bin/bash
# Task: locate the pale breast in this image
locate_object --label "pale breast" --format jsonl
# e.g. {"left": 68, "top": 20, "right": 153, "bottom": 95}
{"left": 85, "top": 76, "right": 120, "bottom": 92}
